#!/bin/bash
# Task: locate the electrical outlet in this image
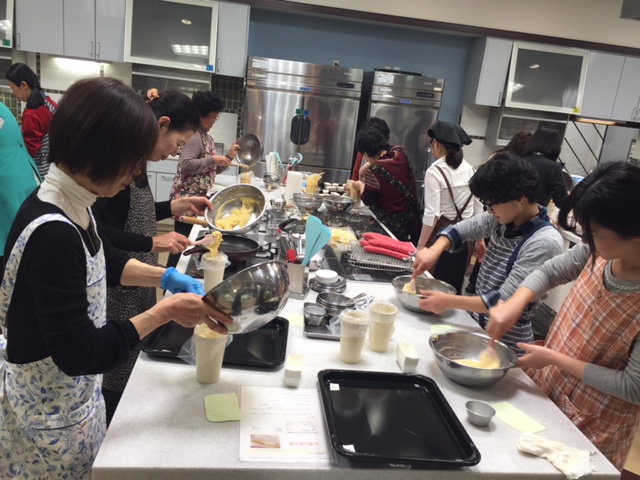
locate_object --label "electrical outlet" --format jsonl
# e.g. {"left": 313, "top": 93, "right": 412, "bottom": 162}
{"left": 332, "top": 60, "right": 340, "bottom": 66}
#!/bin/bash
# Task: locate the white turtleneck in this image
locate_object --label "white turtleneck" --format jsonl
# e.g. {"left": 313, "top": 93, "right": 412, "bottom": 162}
{"left": 37, "top": 163, "right": 98, "bottom": 230}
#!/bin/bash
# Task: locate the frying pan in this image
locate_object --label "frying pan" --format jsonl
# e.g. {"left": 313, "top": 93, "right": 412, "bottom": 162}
{"left": 183, "top": 234, "right": 260, "bottom": 263}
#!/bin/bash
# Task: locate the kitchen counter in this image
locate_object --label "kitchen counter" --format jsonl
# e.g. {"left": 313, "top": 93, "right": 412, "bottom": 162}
{"left": 92, "top": 178, "right": 619, "bottom": 480}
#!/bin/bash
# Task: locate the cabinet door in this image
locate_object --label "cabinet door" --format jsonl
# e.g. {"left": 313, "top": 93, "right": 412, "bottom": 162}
{"left": 216, "top": 2, "right": 249, "bottom": 77}
{"left": 64, "top": 0, "right": 96, "bottom": 59}
{"left": 156, "top": 173, "right": 175, "bottom": 202}
{"left": 611, "top": 57, "right": 640, "bottom": 122}
{"left": 15, "top": 0, "right": 64, "bottom": 54}
{"left": 580, "top": 52, "right": 624, "bottom": 119}
{"left": 95, "top": 0, "right": 126, "bottom": 61}
{"left": 463, "top": 37, "right": 513, "bottom": 107}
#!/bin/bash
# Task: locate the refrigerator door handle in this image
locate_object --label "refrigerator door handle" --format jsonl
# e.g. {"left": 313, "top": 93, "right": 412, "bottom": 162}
{"left": 290, "top": 112, "right": 311, "bottom": 146}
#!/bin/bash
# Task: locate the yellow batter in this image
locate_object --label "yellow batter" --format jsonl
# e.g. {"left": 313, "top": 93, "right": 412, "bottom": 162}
{"left": 454, "top": 354, "right": 500, "bottom": 370}
{"left": 215, "top": 198, "right": 261, "bottom": 230}
{"left": 207, "top": 231, "right": 223, "bottom": 256}
{"left": 402, "top": 280, "right": 416, "bottom": 294}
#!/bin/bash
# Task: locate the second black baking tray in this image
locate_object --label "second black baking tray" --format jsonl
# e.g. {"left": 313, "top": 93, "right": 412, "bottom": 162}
{"left": 317, "top": 370, "right": 481, "bottom": 468}
{"left": 141, "top": 317, "right": 288, "bottom": 368}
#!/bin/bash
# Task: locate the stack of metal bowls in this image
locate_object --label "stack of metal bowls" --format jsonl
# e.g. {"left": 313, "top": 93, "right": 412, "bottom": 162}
{"left": 316, "top": 292, "right": 355, "bottom": 317}
{"left": 292, "top": 192, "right": 323, "bottom": 214}
{"left": 428, "top": 330, "right": 517, "bottom": 387}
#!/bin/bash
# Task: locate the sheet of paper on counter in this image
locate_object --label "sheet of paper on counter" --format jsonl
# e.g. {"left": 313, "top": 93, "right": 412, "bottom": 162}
{"left": 239, "top": 386, "right": 331, "bottom": 462}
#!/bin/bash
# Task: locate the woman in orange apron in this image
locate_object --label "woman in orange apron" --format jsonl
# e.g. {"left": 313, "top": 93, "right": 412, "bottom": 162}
{"left": 487, "top": 161, "right": 640, "bottom": 470}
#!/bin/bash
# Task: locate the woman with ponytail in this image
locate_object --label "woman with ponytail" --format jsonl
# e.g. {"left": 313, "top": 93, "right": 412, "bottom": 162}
{"left": 6, "top": 63, "right": 57, "bottom": 177}
{"left": 416, "top": 121, "right": 482, "bottom": 294}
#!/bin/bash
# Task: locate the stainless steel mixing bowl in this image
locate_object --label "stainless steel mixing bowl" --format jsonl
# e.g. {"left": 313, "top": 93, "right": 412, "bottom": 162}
{"left": 322, "top": 195, "right": 356, "bottom": 214}
{"left": 429, "top": 330, "right": 517, "bottom": 387}
{"left": 236, "top": 133, "right": 263, "bottom": 167}
{"left": 316, "top": 292, "right": 355, "bottom": 316}
{"left": 204, "top": 184, "right": 266, "bottom": 234}
{"left": 292, "top": 193, "right": 323, "bottom": 214}
{"left": 391, "top": 275, "right": 456, "bottom": 313}
{"left": 203, "top": 260, "right": 289, "bottom": 334}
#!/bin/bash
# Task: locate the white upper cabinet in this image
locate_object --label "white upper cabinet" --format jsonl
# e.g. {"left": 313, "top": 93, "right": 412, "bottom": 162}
{"left": 16, "top": 0, "right": 125, "bottom": 61}
{"left": 0, "top": 0, "right": 14, "bottom": 48}
{"left": 580, "top": 52, "right": 625, "bottom": 120}
{"left": 463, "top": 37, "right": 513, "bottom": 107}
{"left": 64, "top": 0, "right": 126, "bottom": 61}
{"left": 15, "top": 0, "right": 64, "bottom": 55}
{"left": 611, "top": 56, "right": 640, "bottom": 122}
{"left": 216, "top": 1, "right": 250, "bottom": 77}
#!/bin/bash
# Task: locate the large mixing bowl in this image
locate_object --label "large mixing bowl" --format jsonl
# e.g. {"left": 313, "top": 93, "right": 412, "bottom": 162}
{"left": 429, "top": 330, "right": 517, "bottom": 387}
{"left": 323, "top": 195, "right": 356, "bottom": 214}
{"left": 391, "top": 275, "right": 456, "bottom": 313}
{"left": 204, "top": 184, "right": 266, "bottom": 235}
{"left": 203, "top": 260, "right": 289, "bottom": 334}
{"left": 292, "top": 193, "right": 323, "bottom": 214}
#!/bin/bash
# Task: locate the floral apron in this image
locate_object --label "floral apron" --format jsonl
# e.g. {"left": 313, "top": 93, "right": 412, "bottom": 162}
{"left": 529, "top": 256, "right": 640, "bottom": 470}
{"left": 0, "top": 213, "right": 107, "bottom": 479}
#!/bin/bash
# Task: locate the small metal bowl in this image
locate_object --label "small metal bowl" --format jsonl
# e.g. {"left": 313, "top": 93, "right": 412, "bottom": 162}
{"left": 466, "top": 400, "right": 496, "bottom": 427}
{"left": 202, "top": 260, "right": 289, "bottom": 334}
{"left": 323, "top": 195, "right": 356, "bottom": 214}
{"left": 303, "top": 302, "right": 327, "bottom": 326}
{"left": 391, "top": 275, "right": 456, "bottom": 313}
{"left": 270, "top": 195, "right": 286, "bottom": 211}
{"left": 292, "top": 193, "right": 323, "bottom": 214}
{"left": 316, "top": 292, "right": 355, "bottom": 317}
{"left": 428, "top": 330, "right": 518, "bottom": 387}
{"left": 263, "top": 172, "right": 280, "bottom": 191}
{"left": 236, "top": 133, "right": 263, "bottom": 167}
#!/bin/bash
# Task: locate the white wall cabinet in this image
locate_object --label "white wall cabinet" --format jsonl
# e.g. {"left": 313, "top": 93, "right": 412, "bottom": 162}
{"left": 15, "top": 0, "right": 64, "bottom": 55}
{"left": 16, "top": 0, "right": 125, "bottom": 61}
{"left": 147, "top": 160, "right": 178, "bottom": 202}
{"left": 216, "top": 2, "right": 250, "bottom": 77}
{"left": 463, "top": 37, "right": 513, "bottom": 107}
{"left": 611, "top": 56, "right": 640, "bottom": 122}
{"left": 64, "top": 0, "right": 126, "bottom": 62}
{"left": 579, "top": 52, "right": 625, "bottom": 120}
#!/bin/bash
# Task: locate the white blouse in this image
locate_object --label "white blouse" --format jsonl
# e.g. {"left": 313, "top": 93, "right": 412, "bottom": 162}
{"left": 422, "top": 157, "right": 482, "bottom": 226}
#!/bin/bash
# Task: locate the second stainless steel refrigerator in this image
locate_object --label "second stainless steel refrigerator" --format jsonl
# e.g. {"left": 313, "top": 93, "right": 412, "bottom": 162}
{"left": 243, "top": 56, "right": 364, "bottom": 183}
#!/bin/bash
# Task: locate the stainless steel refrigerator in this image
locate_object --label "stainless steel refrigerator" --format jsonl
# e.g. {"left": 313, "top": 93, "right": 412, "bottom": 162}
{"left": 358, "top": 69, "right": 444, "bottom": 206}
{"left": 243, "top": 56, "right": 364, "bottom": 184}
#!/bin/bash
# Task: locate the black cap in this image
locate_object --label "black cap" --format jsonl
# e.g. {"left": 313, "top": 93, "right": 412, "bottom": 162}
{"left": 428, "top": 121, "right": 472, "bottom": 148}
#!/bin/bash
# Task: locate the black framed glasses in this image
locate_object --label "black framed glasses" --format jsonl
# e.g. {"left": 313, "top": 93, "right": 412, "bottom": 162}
{"left": 481, "top": 200, "right": 498, "bottom": 211}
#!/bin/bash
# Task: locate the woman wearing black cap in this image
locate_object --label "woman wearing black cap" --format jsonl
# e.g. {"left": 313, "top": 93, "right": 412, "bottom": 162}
{"left": 417, "top": 121, "right": 482, "bottom": 294}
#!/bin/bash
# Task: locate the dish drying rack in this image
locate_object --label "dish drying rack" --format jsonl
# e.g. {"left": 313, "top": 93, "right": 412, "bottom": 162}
{"left": 348, "top": 243, "right": 413, "bottom": 272}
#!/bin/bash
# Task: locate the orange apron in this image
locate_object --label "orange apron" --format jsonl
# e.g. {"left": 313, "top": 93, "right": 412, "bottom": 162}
{"left": 529, "top": 256, "right": 640, "bottom": 470}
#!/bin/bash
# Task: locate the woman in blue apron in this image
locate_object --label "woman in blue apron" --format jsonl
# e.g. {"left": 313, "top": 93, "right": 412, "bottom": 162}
{"left": 0, "top": 77, "right": 231, "bottom": 480}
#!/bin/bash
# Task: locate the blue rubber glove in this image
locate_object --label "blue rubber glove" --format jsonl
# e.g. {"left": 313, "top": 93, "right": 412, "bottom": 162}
{"left": 161, "top": 267, "right": 205, "bottom": 296}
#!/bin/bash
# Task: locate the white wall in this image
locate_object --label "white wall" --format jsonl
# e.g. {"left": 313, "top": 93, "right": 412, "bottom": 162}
{"left": 288, "top": 0, "right": 640, "bottom": 50}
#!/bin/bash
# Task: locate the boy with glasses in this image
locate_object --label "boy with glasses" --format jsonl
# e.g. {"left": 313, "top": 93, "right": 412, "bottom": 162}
{"left": 412, "top": 153, "right": 563, "bottom": 352}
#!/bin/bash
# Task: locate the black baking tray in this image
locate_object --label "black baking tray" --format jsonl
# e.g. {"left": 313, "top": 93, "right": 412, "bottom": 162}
{"left": 141, "top": 317, "right": 288, "bottom": 368}
{"left": 317, "top": 370, "right": 481, "bottom": 468}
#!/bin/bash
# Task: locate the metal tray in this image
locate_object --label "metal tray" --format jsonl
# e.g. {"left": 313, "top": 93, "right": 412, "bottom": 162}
{"left": 317, "top": 370, "right": 481, "bottom": 468}
{"left": 141, "top": 317, "right": 288, "bottom": 368}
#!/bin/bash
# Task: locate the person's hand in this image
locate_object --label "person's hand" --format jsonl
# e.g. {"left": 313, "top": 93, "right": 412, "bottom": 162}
{"left": 474, "top": 239, "right": 487, "bottom": 263}
{"left": 516, "top": 342, "right": 555, "bottom": 370}
{"left": 155, "top": 293, "right": 232, "bottom": 335}
{"left": 161, "top": 267, "right": 205, "bottom": 295}
{"left": 214, "top": 155, "right": 232, "bottom": 167}
{"left": 226, "top": 141, "right": 240, "bottom": 159}
{"left": 417, "top": 290, "right": 452, "bottom": 314}
{"left": 486, "top": 299, "right": 524, "bottom": 341}
{"left": 412, "top": 247, "right": 439, "bottom": 278}
{"left": 171, "top": 196, "right": 214, "bottom": 216}
{"left": 348, "top": 180, "right": 365, "bottom": 195}
{"left": 152, "top": 232, "right": 192, "bottom": 254}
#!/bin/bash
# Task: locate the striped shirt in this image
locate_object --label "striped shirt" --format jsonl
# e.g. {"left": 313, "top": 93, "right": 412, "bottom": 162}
{"left": 441, "top": 208, "right": 564, "bottom": 352}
